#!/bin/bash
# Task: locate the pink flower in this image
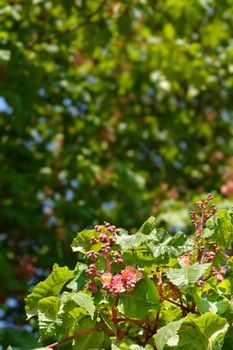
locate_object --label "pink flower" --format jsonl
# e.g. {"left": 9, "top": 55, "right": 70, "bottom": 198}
{"left": 121, "top": 266, "right": 142, "bottom": 290}
{"left": 111, "top": 274, "right": 125, "bottom": 293}
{"left": 179, "top": 255, "right": 191, "bottom": 266}
{"left": 121, "top": 266, "right": 142, "bottom": 282}
{"left": 101, "top": 272, "right": 112, "bottom": 289}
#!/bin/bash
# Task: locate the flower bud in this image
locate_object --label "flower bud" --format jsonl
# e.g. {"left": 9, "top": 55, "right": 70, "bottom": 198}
{"left": 86, "top": 250, "right": 98, "bottom": 260}
{"left": 90, "top": 237, "right": 99, "bottom": 244}
{"left": 99, "top": 233, "right": 108, "bottom": 243}
{"left": 86, "top": 280, "right": 98, "bottom": 293}
{"left": 108, "top": 236, "right": 117, "bottom": 245}
{"left": 117, "top": 258, "right": 124, "bottom": 265}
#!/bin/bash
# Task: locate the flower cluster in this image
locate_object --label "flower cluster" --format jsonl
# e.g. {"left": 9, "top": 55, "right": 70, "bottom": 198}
{"left": 184, "top": 194, "right": 229, "bottom": 287}
{"left": 189, "top": 193, "right": 216, "bottom": 237}
{"left": 101, "top": 266, "right": 142, "bottom": 294}
{"left": 85, "top": 222, "right": 142, "bottom": 294}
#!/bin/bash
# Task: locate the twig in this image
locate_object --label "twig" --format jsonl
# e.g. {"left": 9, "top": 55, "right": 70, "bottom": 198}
{"left": 27, "top": 0, "right": 107, "bottom": 48}
{"left": 46, "top": 323, "right": 105, "bottom": 348}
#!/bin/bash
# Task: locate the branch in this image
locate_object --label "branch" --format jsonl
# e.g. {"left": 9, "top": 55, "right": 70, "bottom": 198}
{"left": 46, "top": 323, "right": 106, "bottom": 348}
{"left": 27, "top": 0, "right": 107, "bottom": 49}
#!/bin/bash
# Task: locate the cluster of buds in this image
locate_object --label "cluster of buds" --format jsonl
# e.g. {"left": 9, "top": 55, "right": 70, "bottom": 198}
{"left": 85, "top": 222, "right": 131, "bottom": 294}
{"left": 189, "top": 193, "right": 216, "bottom": 237}
{"left": 196, "top": 279, "right": 205, "bottom": 287}
{"left": 86, "top": 250, "right": 98, "bottom": 261}
{"left": 101, "top": 266, "right": 142, "bottom": 295}
{"left": 86, "top": 264, "right": 98, "bottom": 278}
{"left": 211, "top": 266, "right": 227, "bottom": 282}
{"left": 204, "top": 251, "right": 216, "bottom": 262}
{"left": 86, "top": 280, "right": 98, "bottom": 293}
{"left": 86, "top": 222, "right": 121, "bottom": 262}
{"left": 114, "top": 251, "right": 124, "bottom": 265}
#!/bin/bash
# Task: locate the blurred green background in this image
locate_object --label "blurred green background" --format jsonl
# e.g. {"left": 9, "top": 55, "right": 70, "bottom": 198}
{"left": 1, "top": 0, "right": 233, "bottom": 348}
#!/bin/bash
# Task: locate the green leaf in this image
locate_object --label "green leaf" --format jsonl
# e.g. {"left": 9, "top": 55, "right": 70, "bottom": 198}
{"left": 203, "top": 209, "right": 233, "bottom": 247}
{"left": 60, "top": 305, "right": 87, "bottom": 338}
{"left": 147, "top": 230, "right": 194, "bottom": 262}
{"left": 38, "top": 296, "right": 60, "bottom": 340}
{"left": 100, "top": 313, "right": 117, "bottom": 333}
{"left": 227, "top": 256, "right": 233, "bottom": 269}
{"left": 193, "top": 293, "right": 230, "bottom": 316}
{"left": 166, "top": 263, "right": 211, "bottom": 291}
{"left": 118, "top": 277, "right": 160, "bottom": 319}
{"left": 138, "top": 216, "right": 157, "bottom": 234}
{"left": 177, "top": 320, "right": 206, "bottom": 350}
{"left": 223, "top": 326, "right": 233, "bottom": 350}
{"left": 153, "top": 318, "right": 184, "bottom": 350}
{"left": 66, "top": 262, "right": 88, "bottom": 292}
{"left": 116, "top": 232, "right": 150, "bottom": 249}
{"left": 193, "top": 312, "right": 229, "bottom": 349}
{"left": 71, "top": 291, "right": 95, "bottom": 319}
{"left": 25, "top": 264, "right": 74, "bottom": 319}
{"left": 71, "top": 228, "right": 101, "bottom": 253}
{"left": 73, "top": 317, "right": 104, "bottom": 350}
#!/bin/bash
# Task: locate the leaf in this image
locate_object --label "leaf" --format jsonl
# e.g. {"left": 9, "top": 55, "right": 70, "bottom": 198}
{"left": 193, "top": 312, "right": 229, "bottom": 349}
{"left": 38, "top": 296, "right": 60, "bottom": 340}
{"left": 66, "top": 262, "right": 88, "bottom": 292}
{"left": 71, "top": 228, "right": 101, "bottom": 253}
{"left": 100, "top": 313, "right": 117, "bottom": 333}
{"left": 117, "top": 277, "right": 160, "bottom": 319}
{"left": 193, "top": 293, "right": 230, "bottom": 316}
{"left": 72, "top": 292, "right": 95, "bottom": 319}
{"left": 138, "top": 216, "right": 157, "bottom": 235}
{"left": 153, "top": 318, "right": 184, "bottom": 350}
{"left": 60, "top": 302, "right": 87, "bottom": 338}
{"left": 25, "top": 264, "right": 74, "bottom": 319}
{"left": 203, "top": 209, "right": 233, "bottom": 247}
{"left": 147, "top": 230, "right": 194, "bottom": 262}
{"left": 166, "top": 263, "right": 211, "bottom": 291}
{"left": 116, "top": 232, "right": 150, "bottom": 249}
{"left": 72, "top": 317, "right": 104, "bottom": 350}
{"left": 177, "top": 320, "right": 206, "bottom": 350}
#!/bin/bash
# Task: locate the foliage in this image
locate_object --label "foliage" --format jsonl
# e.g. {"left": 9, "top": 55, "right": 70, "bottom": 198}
{"left": 23, "top": 196, "right": 233, "bottom": 349}
{"left": 1, "top": 0, "right": 233, "bottom": 346}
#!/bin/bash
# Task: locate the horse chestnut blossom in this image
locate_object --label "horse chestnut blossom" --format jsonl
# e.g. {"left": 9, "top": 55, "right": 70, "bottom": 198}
{"left": 111, "top": 274, "right": 125, "bottom": 293}
{"left": 101, "top": 266, "right": 142, "bottom": 294}
{"left": 121, "top": 266, "right": 143, "bottom": 291}
{"left": 86, "top": 223, "right": 142, "bottom": 295}
{"left": 178, "top": 254, "right": 192, "bottom": 267}
{"left": 101, "top": 272, "right": 112, "bottom": 290}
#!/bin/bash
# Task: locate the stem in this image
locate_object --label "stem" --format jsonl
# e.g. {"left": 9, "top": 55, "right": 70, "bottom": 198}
{"left": 117, "top": 317, "right": 159, "bottom": 327}
{"left": 191, "top": 301, "right": 196, "bottom": 313}
{"left": 46, "top": 323, "right": 105, "bottom": 348}
{"left": 161, "top": 297, "right": 189, "bottom": 311}
{"left": 106, "top": 253, "right": 111, "bottom": 273}
{"left": 152, "top": 311, "right": 160, "bottom": 334}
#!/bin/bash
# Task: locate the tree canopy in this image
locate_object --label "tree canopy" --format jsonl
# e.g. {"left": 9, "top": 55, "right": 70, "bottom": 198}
{"left": 1, "top": 0, "right": 233, "bottom": 347}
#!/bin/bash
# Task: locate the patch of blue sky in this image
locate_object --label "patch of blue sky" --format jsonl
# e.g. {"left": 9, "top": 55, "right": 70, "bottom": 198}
{"left": 6, "top": 297, "right": 19, "bottom": 308}
{"left": 65, "top": 189, "right": 74, "bottom": 201}
{"left": 70, "top": 179, "right": 80, "bottom": 188}
{"left": 0, "top": 96, "right": 13, "bottom": 114}
{"left": 63, "top": 98, "right": 72, "bottom": 106}
{"left": 101, "top": 201, "right": 116, "bottom": 210}
{"left": 179, "top": 141, "right": 187, "bottom": 150}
